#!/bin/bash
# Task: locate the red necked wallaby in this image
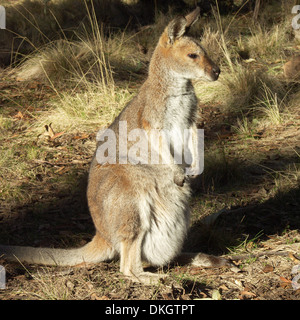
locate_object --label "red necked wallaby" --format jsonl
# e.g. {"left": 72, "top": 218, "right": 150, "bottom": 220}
{"left": 0, "top": 8, "right": 232, "bottom": 284}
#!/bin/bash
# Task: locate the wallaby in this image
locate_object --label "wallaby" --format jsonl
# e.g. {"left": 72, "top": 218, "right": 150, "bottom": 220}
{"left": 0, "top": 8, "right": 232, "bottom": 284}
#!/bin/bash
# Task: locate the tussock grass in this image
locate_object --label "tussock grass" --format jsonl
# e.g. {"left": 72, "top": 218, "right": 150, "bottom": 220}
{"left": 196, "top": 65, "right": 286, "bottom": 124}
{"left": 16, "top": 30, "right": 147, "bottom": 84}
{"left": 246, "top": 22, "right": 290, "bottom": 60}
{"left": 231, "top": 116, "right": 254, "bottom": 138}
{"left": 272, "top": 163, "right": 300, "bottom": 200}
{"left": 14, "top": 1, "right": 143, "bottom": 134}
{"left": 38, "top": 84, "right": 134, "bottom": 132}
{"left": 253, "top": 82, "right": 287, "bottom": 125}
{"left": 0, "top": 115, "right": 14, "bottom": 131}
{"left": 200, "top": 27, "right": 226, "bottom": 65}
{"left": 16, "top": 39, "right": 85, "bottom": 82}
{"left": 220, "top": 66, "right": 285, "bottom": 114}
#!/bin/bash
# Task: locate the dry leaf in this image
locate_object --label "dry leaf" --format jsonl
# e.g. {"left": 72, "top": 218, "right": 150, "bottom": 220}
{"left": 280, "top": 276, "right": 292, "bottom": 283}
{"left": 161, "top": 292, "right": 172, "bottom": 300}
{"left": 212, "top": 289, "right": 222, "bottom": 300}
{"left": 27, "top": 81, "right": 40, "bottom": 89}
{"left": 73, "top": 133, "right": 89, "bottom": 140}
{"left": 91, "top": 293, "right": 110, "bottom": 300}
{"left": 219, "top": 284, "right": 229, "bottom": 292}
{"left": 54, "top": 166, "right": 66, "bottom": 174}
{"left": 14, "top": 111, "right": 24, "bottom": 119}
{"left": 234, "top": 279, "right": 243, "bottom": 288}
{"left": 73, "top": 262, "right": 95, "bottom": 268}
{"left": 51, "top": 131, "right": 65, "bottom": 140}
{"left": 288, "top": 252, "right": 300, "bottom": 262}
{"left": 244, "top": 58, "right": 256, "bottom": 63}
{"left": 239, "top": 290, "right": 256, "bottom": 299}
{"left": 199, "top": 292, "right": 208, "bottom": 299}
{"left": 263, "top": 265, "right": 274, "bottom": 273}
{"left": 279, "top": 276, "right": 292, "bottom": 288}
{"left": 189, "top": 267, "right": 202, "bottom": 275}
{"left": 86, "top": 283, "right": 94, "bottom": 291}
{"left": 44, "top": 123, "right": 64, "bottom": 140}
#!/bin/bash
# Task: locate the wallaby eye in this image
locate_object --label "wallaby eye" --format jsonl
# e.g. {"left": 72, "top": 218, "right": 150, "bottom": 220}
{"left": 187, "top": 53, "right": 198, "bottom": 59}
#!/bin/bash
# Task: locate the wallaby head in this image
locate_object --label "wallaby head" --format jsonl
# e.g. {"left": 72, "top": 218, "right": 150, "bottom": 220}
{"left": 153, "top": 7, "right": 220, "bottom": 82}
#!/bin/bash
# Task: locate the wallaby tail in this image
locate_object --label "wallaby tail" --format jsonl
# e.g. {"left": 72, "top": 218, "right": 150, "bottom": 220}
{"left": 0, "top": 233, "right": 115, "bottom": 266}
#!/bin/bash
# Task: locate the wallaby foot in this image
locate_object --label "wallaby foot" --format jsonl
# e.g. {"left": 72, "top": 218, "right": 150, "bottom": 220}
{"left": 176, "top": 252, "right": 234, "bottom": 268}
{"left": 191, "top": 253, "right": 232, "bottom": 268}
{"left": 120, "top": 236, "right": 168, "bottom": 284}
{"left": 124, "top": 271, "right": 167, "bottom": 285}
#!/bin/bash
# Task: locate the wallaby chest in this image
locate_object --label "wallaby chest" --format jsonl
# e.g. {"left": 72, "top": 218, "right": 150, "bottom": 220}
{"left": 163, "top": 87, "right": 198, "bottom": 144}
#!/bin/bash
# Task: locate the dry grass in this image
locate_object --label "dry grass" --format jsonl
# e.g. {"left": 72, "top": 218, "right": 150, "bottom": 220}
{"left": 253, "top": 82, "right": 287, "bottom": 125}
{"left": 246, "top": 22, "right": 290, "bottom": 60}
{"left": 15, "top": 27, "right": 146, "bottom": 85}
{"left": 37, "top": 85, "right": 134, "bottom": 132}
{"left": 13, "top": 1, "right": 143, "bottom": 134}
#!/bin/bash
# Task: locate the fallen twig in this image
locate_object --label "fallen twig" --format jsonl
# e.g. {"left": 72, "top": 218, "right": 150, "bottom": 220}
{"left": 229, "top": 250, "right": 298, "bottom": 262}
{"left": 33, "top": 159, "right": 89, "bottom": 166}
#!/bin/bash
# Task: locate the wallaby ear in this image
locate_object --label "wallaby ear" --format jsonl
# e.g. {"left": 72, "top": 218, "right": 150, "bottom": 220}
{"left": 185, "top": 6, "right": 200, "bottom": 29}
{"left": 164, "top": 7, "right": 200, "bottom": 45}
{"left": 167, "top": 17, "right": 188, "bottom": 44}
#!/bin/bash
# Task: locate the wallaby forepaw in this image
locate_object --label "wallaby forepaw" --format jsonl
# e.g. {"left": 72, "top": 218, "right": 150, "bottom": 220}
{"left": 174, "top": 176, "right": 185, "bottom": 187}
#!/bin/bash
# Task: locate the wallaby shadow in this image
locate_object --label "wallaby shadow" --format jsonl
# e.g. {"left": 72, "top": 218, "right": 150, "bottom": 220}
{"left": 0, "top": 169, "right": 95, "bottom": 248}
{"left": 186, "top": 167, "right": 300, "bottom": 255}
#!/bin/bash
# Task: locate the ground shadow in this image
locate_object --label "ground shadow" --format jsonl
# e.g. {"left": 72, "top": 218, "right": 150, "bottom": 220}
{"left": 186, "top": 181, "right": 300, "bottom": 255}
{"left": 0, "top": 169, "right": 95, "bottom": 248}
{"left": 0, "top": 152, "right": 299, "bottom": 255}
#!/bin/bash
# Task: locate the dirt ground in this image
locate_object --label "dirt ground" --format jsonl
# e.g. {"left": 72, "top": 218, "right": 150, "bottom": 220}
{"left": 0, "top": 70, "right": 299, "bottom": 300}
{"left": 1, "top": 231, "right": 300, "bottom": 300}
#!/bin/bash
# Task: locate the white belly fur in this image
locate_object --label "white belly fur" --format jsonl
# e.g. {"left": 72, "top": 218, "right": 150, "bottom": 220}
{"left": 140, "top": 182, "right": 190, "bottom": 266}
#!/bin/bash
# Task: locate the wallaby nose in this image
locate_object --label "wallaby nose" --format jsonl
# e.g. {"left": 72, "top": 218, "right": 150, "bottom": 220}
{"left": 212, "top": 66, "right": 220, "bottom": 79}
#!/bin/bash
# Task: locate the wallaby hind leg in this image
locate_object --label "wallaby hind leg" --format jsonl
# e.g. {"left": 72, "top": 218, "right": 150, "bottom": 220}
{"left": 120, "top": 233, "right": 166, "bottom": 284}
{"left": 82, "top": 232, "right": 117, "bottom": 264}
